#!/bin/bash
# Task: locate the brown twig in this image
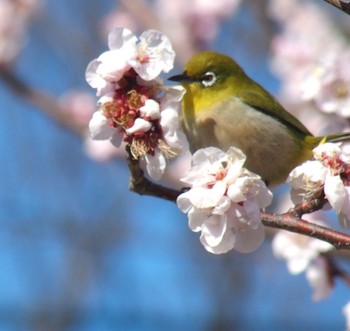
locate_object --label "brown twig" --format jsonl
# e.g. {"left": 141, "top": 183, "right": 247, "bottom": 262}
{"left": 126, "top": 145, "right": 181, "bottom": 202}
{"left": 0, "top": 67, "right": 86, "bottom": 136}
{"left": 323, "top": 0, "right": 350, "bottom": 15}
{"left": 261, "top": 211, "right": 350, "bottom": 250}
{"left": 291, "top": 194, "right": 328, "bottom": 218}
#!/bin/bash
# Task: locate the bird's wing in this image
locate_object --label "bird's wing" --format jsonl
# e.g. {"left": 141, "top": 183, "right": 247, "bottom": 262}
{"left": 239, "top": 84, "right": 312, "bottom": 137}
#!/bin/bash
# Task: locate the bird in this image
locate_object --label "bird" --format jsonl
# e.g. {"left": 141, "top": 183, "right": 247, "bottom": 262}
{"left": 169, "top": 51, "right": 350, "bottom": 186}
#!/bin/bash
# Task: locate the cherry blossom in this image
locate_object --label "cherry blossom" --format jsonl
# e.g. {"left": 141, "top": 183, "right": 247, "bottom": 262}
{"left": 287, "top": 143, "right": 350, "bottom": 227}
{"left": 129, "top": 29, "right": 175, "bottom": 80}
{"left": 58, "top": 91, "right": 126, "bottom": 163}
{"left": 177, "top": 147, "right": 272, "bottom": 254}
{"left": 86, "top": 27, "right": 175, "bottom": 96}
{"left": 269, "top": 0, "right": 343, "bottom": 103}
{"left": 269, "top": 0, "right": 350, "bottom": 136}
{"left": 306, "top": 256, "right": 333, "bottom": 301}
{"left": 272, "top": 225, "right": 333, "bottom": 274}
{"left": 86, "top": 28, "right": 186, "bottom": 180}
{"left": 300, "top": 52, "right": 350, "bottom": 118}
{"left": 0, "top": 0, "right": 41, "bottom": 65}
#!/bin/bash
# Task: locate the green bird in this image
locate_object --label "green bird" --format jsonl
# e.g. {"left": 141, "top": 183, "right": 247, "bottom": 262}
{"left": 169, "top": 51, "right": 350, "bottom": 186}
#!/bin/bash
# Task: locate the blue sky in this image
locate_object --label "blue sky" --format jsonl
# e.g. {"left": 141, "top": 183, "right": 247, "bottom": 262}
{"left": 0, "top": 1, "right": 349, "bottom": 330}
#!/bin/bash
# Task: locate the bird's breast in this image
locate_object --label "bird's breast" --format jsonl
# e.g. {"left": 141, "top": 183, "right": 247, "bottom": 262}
{"left": 182, "top": 97, "right": 304, "bottom": 185}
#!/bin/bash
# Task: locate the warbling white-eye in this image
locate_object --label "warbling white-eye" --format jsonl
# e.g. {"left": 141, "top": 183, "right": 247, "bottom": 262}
{"left": 169, "top": 51, "right": 350, "bottom": 186}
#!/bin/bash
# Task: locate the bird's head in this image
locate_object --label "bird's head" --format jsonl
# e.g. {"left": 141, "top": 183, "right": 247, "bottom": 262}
{"left": 169, "top": 51, "right": 247, "bottom": 111}
{"left": 169, "top": 51, "right": 245, "bottom": 90}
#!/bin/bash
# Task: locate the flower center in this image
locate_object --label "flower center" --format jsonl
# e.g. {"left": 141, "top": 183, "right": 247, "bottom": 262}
{"left": 128, "top": 125, "right": 164, "bottom": 158}
{"left": 340, "top": 167, "right": 350, "bottom": 186}
{"left": 215, "top": 167, "right": 228, "bottom": 182}
{"left": 127, "top": 90, "right": 145, "bottom": 110}
{"left": 332, "top": 80, "right": 349, "bottom": 99}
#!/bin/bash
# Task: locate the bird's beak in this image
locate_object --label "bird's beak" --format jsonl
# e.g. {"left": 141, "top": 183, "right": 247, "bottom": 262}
{"left": 168, "top": 73, "right": 193, "bottom": 83}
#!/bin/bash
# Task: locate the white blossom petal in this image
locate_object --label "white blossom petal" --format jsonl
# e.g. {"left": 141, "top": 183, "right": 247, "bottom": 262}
{"left": 85, "top": 59, "right": 106, "bottom": 89}
{"left": 96, "top": 50, "right": 131, "bottom": 83}
{"left": 233, "top": 221, "right": 265, "bottom": 253}
{"left": 201, "top": 230, "right": 236, "bottom": 254}
{"left": 200, "top": 215, "right": 236, "bottom": 254}
{"left": 253, "top": 179, "right": 274, "bottom": 208}
{"left": 227, "top": 177, "right": 250, "bottom": 202}
{"left": 162, "top": 85, "right": 186, "bottom": 105}
{"left": 85, "top": 60, "right": 115, "bottom": 96}
{"left": 341, "top": 143, "right": 350, "bottom": 163}
{"left": 192, "top": 147, "right": 226, "bottom": 168}
{"left": 343, "top": 301, "right": 350, "bottom": 330}
{"left": 89, "top": 111, "right": 115, "bottom": 140}
{"left": 144, "top": 150, "right": 166, "bottom": 180}
{"left": 187, "top": 187, "right": 223, "bottom": 209}
{"left": 200, "top": 214, "right": 228, "bottom": 247}
{"left": 188, "top": 208, "right": 208, "bottom": 232}
{"left": 272, "top": 228, "right": 333, "bottom": 274}
{"left": 212, "top": 196, "right": 231, "bottom": 215}
{"left": 306, "top": 256, "right": 333, "bottom": 301}
{"left": 125, "top": 118, "right": 152, "bottom": 135}
{"left": 139, "top": 99, "right": 160, "bottom": 119}
{"left": 176, "top": 191, "right": 192, "bottom": 214}
{"left": 324, "top": 174, "right": 346, "bottom": 213}
{"left": 226, "top": 146, "right": 247, "bottom": 172}
{"left": 108, "top": 27, "right": 137, "bottom": 54}
{"left": 287, "top": 160, "right": 327, "bottom": 188}
{"left": 132, "top": 29, "right": 175, "bottom": 80}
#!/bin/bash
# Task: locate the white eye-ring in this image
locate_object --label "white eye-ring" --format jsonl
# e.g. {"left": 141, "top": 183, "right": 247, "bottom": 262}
{"left": 201, "top": 71, "right": 217, "bottom": 87}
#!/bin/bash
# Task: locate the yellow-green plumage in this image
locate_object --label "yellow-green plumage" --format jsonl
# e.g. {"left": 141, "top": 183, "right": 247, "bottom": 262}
{"left": 169, "top": 51, "right": 350, "bottom": 186}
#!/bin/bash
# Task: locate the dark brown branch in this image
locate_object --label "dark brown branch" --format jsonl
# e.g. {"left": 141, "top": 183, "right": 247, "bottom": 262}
{"left": 126, "top": 145, "right": 181, "bottom": 202}
{"left": 291, "top": 194, "right": 328, "bottom": 218}
{"left": 323, "top": 0, "right": 350, "bottom": 15}
{"left": 0, "top": 68, "right": 86, "bottom": 136}
{"left": 261, "top": 211, "right": 350, "bottom": 250}
{"left": 325, "top": 255, "right": 350, "bottom": 285}
{"left": 126, "top": 149, "right": 350, "bottom": 250}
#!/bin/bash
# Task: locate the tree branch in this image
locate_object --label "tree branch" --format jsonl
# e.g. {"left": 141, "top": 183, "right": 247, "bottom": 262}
{"left": 5, "top": 70, "right": 349, "bottom": 250}
{"left": 126, "top": 145, "right": 181, "bottom": 202}
{"left": 0, "top": 68, "right": 86, "bottom": 136}
{"left": 126, "top": 147, "right": 350, "bottom": 250}
{"left": 323, "top": 0, "right": 350, "bottom": 15}
{"left": 261, "top": 211, "right": 350, "bottom": 250}
{"left": 291, "top": 194, "right": 328, "bottom": 218}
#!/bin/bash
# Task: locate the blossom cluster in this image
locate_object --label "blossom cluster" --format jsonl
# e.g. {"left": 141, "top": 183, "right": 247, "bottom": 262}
{"left": 287, "top": 142, "right": 350, "bottom": 227}
{"left": 269, "top": 0, "right": 350, "bottom": 133}
{"left": 269, "top": 1, "right": 350, "bottom": 320}
{"left": 272, "top": 219, "right": 334, "bottom": 301}
{"left": 86, "top": 27, "right": 188, "bottom": 180}
{"left": 177, "top": 147, "right": 272, "bottom": 254}
{"left": 0, "top": 0, "right": 41, "bottom": 65}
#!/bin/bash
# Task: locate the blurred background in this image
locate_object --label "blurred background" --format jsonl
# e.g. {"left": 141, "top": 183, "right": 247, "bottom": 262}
{"left": 1, "top": 0, "right": 350, "bottom": 330}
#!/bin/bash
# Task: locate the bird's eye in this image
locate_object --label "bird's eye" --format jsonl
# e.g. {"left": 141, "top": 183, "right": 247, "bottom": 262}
{"left": 201, "top": 71, "right": 217, "bottom": 87}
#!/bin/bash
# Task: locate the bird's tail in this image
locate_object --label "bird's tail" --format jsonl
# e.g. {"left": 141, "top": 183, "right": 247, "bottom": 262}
{"left": 324, "top": 132, "right": 350, "bottom": 144}
{"left": 305, "top": 132, "right": 350, "bottom": 149}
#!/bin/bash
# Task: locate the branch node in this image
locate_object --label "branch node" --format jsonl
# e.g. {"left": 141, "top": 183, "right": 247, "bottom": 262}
{"left": 126, "top": 144, "right": 181, "bottom": 202}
